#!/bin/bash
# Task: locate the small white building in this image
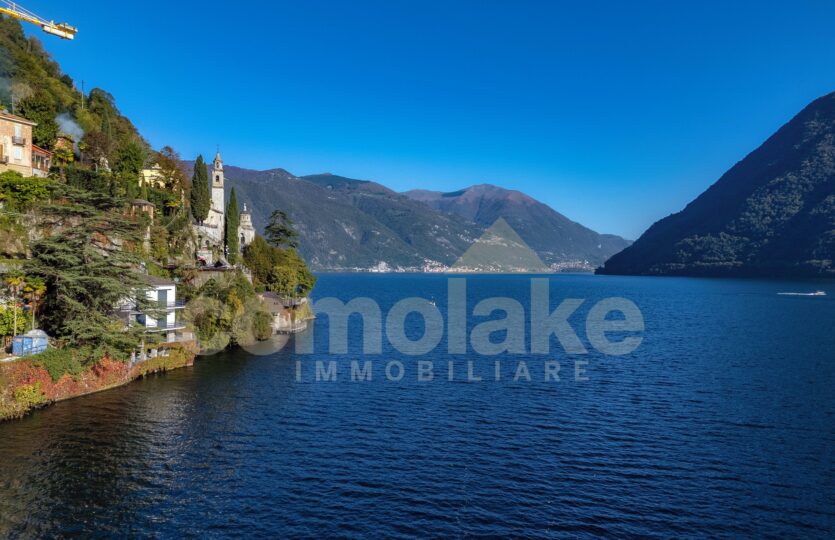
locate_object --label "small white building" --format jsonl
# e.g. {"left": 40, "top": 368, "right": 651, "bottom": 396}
{"left": 119, "top": 275, "right": 187, "bottom": 343}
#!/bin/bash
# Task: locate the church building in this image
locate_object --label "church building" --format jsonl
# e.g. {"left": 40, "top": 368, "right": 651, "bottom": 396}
{"left": 194, "top": 150, "right": 256, "bottom": 257}
{"left": 201, "top": 151, "right": 226, "bottom": 242}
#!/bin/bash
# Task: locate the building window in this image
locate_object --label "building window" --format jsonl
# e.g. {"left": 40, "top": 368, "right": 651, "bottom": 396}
{"left": 215, "top": 175, "right": 220, "bottom": 183}
{"left": 14, "top": 147, "right": 23, "bottom": 161}
{"left": 14, "top": 124, "right": 22, "bottom": 137}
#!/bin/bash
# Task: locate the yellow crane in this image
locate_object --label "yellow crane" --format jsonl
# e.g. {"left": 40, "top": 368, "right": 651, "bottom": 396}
{"left": 0, "top": 1, "right": 76, "bottom": 40}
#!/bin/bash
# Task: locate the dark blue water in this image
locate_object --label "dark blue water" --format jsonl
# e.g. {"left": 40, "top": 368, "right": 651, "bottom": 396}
{"left": 0, "top": 274, "right": 833, "bottom": 538}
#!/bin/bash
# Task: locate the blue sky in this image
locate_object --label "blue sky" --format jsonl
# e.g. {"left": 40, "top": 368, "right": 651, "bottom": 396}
{"left": 22, "top": 0, "right": 835, "bottom": 239}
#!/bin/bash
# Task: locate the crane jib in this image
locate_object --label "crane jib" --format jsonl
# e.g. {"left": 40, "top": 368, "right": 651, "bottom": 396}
{"left": 1, "top": 1, "right": 77, "bottom": 40}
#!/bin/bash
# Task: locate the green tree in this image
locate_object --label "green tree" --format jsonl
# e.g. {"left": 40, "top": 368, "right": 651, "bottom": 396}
{"left": 80, "top": 130, "right": 113, "bottom": 169}
{"left": 242, "top": 235, "right": 316, "bottom": 296}
{"left": 53, "top": 147, "right": 74, "bottom": 178}
{"left": 264, "top": 210, "right": 299, "bottom": 249}
{"left": 225, "top": 188, "right": 240, "bottom": 264}
{"left": 190, "top": 155, "right": 210, "bottom": 224}
{"left": 23, "top": 185, "right": 151, "bottom": 358}
{"left": 0, "top": 171, "right": 54, "bottom": 210}
{"left": 16, "top": 90, "right": 58, "bottom": 149}
{"left": 0, "top": 305, "right": 25, "bottom": 338}
{"left": 156, "top": 146, "right": 188, "bottom": 195}
{"left": 113, "top": 139, "right": 145, "bottom": 180}
{"left": 3, "top": 273, "right": 26, "bottom": 337}
{"left": 23, "top": 276, "right": 46, "bottom": 331}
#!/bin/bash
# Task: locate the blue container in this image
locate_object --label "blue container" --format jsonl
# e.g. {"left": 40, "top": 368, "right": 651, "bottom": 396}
{"left": 12, "top": 330, "right": 48, "bottom": 357}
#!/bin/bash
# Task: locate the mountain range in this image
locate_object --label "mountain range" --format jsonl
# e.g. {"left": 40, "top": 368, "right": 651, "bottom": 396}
{"left": 208, "top": 166, "right": 631, "bottom": 272}
{"left": 598, "top": 90, "right": 835, "bottom": 277}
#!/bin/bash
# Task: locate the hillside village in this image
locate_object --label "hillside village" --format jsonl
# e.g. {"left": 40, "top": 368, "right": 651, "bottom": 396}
{"left": 0, "top": 15, "right": 315, "bottom": 419}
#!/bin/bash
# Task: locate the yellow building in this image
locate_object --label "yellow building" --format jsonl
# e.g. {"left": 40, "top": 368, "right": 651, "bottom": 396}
{"left": 140, "top": 163, "right": 166, "bottom": 188}
{"left": 0, "top": 110, "right": 36, "bottom": 177}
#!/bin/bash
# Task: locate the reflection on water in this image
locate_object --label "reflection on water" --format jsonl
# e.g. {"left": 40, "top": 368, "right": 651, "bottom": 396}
{"left": 0, "top": 274, "right": 833, "bottom": 537}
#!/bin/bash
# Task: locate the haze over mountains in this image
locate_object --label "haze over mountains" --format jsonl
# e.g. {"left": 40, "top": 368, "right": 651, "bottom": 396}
{"left": 599, "top": 90, "right": 835, "bottom": 278}
{"left": 210, "top": 166, "right": 631, "bottom": 272}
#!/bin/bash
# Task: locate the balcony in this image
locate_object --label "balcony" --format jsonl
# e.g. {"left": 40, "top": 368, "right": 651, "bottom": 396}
{"left": 122, "top": 300, "right": 186, "bottom": 314}
{"left": 143, "top": 321, "right": 188, "bottom": 333}
{"left": 12, "top": 136, "right": 26, "bottom": 146}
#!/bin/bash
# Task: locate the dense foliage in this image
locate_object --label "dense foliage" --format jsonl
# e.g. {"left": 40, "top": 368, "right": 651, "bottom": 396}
{"left": 225, "top": 188, "right": 239, "bottom": 264}
{"left": 0, "top": 15, "right": 318, "bottom": 375}
{"left": 264, "top": 210, "right": 298, "bottom": 249}
{"left": 190, "top": 155, "right": 209, "bottom": 223}
{"left": 242, "top": 235, "right": 316, "bottom": 296}
{"left": 182, "top": 271, "right": 274, "bottom": 350}
{"left": 22, "top": 184, "right": 151, "bottom": 359}
{"left": 15, "top": 90, "right": 58, "bottom": 148}
{"left": 1, "top": 15, "right": 147, "bottom": 176}
{"left": 0, "top": 171, "right": 55, "bottom": 211}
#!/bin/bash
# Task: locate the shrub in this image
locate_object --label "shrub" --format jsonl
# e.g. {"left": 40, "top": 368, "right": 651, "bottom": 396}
{"left": 0, "top": 171, "right": 55, "bottom": 210}
{"left": 253, "top": 311, "right": 273, "bottom": 341}
{"left": 31, "top": 347, "right": 87, "bottom": 382}
{"left": 13, "top": 382, "right": 46, "bottom": 408}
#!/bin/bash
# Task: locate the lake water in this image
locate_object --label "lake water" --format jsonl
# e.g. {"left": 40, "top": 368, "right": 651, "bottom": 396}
{"left": 0, "top": 274, "right": 833, "bottom": 538}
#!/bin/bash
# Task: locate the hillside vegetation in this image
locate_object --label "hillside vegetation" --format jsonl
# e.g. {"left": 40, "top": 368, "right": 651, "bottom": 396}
{"left": 1, "top": 17, "right": 145, "bottom": 164}
{"left": 598, "top": 91, "right": 835, "bottom": 277}
{"left": 0, "top": 17, "right": 315, "bottom": 392}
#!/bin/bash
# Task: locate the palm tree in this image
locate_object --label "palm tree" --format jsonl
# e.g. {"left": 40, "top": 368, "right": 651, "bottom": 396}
{"left": 4, "top": 273, "right": 26, "bottom": 338}
{"left": 24, "top": 277, "right": 46, "bottom": 331}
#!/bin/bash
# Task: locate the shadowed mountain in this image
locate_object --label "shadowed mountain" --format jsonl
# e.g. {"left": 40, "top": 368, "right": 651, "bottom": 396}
{"left": 405, "top": 184, "right": 631, "bottom": 267}
{"left": 598, "top": 91, "right": 835, "bottom": 277}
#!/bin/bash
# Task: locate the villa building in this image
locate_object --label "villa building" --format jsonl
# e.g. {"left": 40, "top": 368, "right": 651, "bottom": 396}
{"left": 140, "top": 163, "right": 166, "bottom": 188}
{"left": 0, "top": 109, "right": 36, "bottom": 177}
{"left": 31, "top": 144, "right": 52, "bottom": 177}
{"left": 119, "top": 275, "right": 188, "bottom": 344}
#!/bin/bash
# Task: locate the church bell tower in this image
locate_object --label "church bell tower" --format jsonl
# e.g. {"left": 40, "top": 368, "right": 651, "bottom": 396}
{"left": 211, "top": 150, "right": 225, "bottom": 229}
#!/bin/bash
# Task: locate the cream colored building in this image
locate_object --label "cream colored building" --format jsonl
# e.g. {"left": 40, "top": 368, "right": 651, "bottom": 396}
{"left": 0, "top": 110, "right": 36, "bottom": 177}
{"left": 140, "top": 163, "right": 166, "bottom": 188}
{"left": 239, "top": 203, "right": 256, "bottom": 247}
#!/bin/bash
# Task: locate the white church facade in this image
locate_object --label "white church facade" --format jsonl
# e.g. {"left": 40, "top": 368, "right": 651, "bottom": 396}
{"left": 194, "top": 151, "right": 256, "bottom": 261}
{"left": 198, "top": 151, "right": 226, "bottom": 243}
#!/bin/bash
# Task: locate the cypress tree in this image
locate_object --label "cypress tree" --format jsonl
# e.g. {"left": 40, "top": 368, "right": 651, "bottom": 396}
{"left": 225, "top": 188, "right": 240, "bottom": 264}
{"left": 190, "top": 155, "right": 210, "bottom": 223}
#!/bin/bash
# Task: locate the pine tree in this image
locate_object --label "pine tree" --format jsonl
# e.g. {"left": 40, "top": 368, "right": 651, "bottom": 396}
{"left": 264, "top": 210, "right": 299, "bottom": 249}
{"left": 23, "top": 185, "right": 151, "bottom": 359}
{"left": 225, "top": 188, "right": 240, "bottom": 264}
{"left": 190, "top": 155, "right": 210, "bottom": 223}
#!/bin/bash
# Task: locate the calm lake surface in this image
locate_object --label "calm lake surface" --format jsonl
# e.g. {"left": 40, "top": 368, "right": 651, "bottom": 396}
{"left": 1, "top": 273, "right": 833, "bottom": 538}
